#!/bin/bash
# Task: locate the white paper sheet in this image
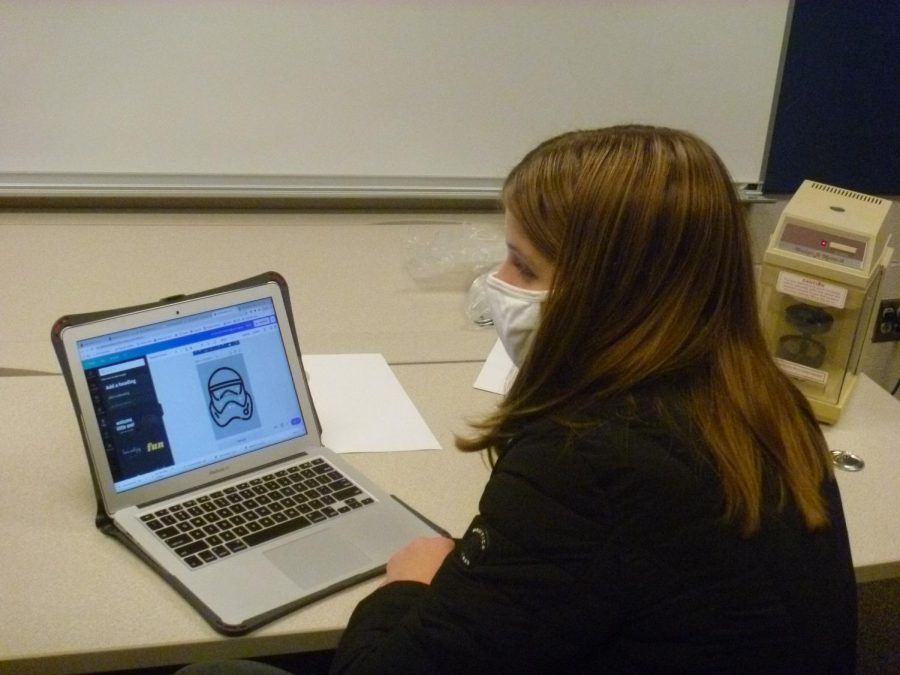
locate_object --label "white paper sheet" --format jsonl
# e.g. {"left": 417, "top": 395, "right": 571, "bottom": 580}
{"left": 302, "top": 353, "right": 441, "bottom": 453}
{"left": 473, "top": 339, "right": 517, "bottom": 395}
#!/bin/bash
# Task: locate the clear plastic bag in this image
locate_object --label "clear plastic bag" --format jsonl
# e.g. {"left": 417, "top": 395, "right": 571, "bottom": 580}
{"left": 405, "top": 223, "right": 505, "bottom": 292}
{"left": 465, "top": 271, "right": 495, "bottom": 326}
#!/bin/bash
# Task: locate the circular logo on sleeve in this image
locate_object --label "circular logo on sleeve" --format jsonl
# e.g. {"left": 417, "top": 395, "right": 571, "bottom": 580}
{"left": 458, "top": 524, "right": 489, "bottom": 567}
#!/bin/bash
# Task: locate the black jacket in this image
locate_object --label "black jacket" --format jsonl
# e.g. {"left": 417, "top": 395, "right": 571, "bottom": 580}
{"left": 332, "top": 402, "right": 857, "bottom": 674}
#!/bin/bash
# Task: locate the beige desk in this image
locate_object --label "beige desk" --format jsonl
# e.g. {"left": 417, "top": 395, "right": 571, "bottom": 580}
{"left": 1, "top": 209, "right": 899, "bottom": 671}
{"left": 822, "top": 374, "right": 900, "bottom": 582}
{"left": 0, "top": 363, "right": 496, "bottom": 674}
{"left": 0, "top": 212, "right": 503, "bottom": 373}
{"left": 1, "top": 369, "right": 899, "bottom": 673}
{"left": 0, "top": 213, "right": 502, "bottom": 673}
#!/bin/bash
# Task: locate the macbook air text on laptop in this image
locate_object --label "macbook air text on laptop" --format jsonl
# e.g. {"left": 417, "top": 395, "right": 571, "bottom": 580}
{"left": 52, "top": 272, "right": 442, "bottom": 635}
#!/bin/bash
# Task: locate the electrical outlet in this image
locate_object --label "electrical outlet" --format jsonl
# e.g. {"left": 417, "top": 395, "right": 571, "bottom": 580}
{"left": 872, "top": 299, "right": 900, "bottom": 342}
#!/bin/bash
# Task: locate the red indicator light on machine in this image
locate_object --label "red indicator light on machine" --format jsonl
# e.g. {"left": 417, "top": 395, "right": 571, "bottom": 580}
{"left": 820, "top": 239, "right": 828, "bottom": 247}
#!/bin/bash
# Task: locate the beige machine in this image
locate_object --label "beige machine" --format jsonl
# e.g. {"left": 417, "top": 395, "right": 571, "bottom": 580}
{"left": 759, "top": 181, "right": 894, "bottom": 423}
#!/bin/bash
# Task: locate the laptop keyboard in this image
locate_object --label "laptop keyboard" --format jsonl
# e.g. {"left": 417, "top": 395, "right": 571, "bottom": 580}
{"left": 139, "top": 456, "right": 375, "bottom": 569}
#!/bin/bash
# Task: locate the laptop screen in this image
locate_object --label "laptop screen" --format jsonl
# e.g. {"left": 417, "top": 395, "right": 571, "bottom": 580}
{"left": 76, "top": 298, "right": 307, "bottom": 494}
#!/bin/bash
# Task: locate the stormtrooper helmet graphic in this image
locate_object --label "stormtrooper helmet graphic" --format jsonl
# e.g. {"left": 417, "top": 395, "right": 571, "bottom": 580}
{"left": 207, "top": 367, "right": 253, "bottom": 427}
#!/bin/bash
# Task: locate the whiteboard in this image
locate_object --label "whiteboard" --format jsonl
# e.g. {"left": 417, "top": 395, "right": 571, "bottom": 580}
{"left": 0, "top": 1, "right": 790, "bottom": 199}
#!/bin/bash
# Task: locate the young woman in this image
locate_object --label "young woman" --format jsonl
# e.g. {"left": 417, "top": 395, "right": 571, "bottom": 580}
{"left": 329, "top": 126, "right": 857, "bottom": 673}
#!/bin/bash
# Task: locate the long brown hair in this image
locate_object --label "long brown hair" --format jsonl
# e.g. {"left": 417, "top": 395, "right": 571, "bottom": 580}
{"left": 458, "top": 125, "right": 831, "bottom": 535}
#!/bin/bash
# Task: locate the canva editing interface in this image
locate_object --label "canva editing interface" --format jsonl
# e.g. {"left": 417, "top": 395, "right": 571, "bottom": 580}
{"left": 77, "top": 298, "right": 307, "bottom": 493}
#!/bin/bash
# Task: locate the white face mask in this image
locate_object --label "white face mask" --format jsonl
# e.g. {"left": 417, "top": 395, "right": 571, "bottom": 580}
{"left": 485, "top": 272, "right": 548, "bottom": 367}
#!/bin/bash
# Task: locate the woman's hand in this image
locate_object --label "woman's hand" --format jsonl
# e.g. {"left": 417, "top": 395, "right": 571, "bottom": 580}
{"left": 383, "top": 536, "right": 455, "bottom": 586}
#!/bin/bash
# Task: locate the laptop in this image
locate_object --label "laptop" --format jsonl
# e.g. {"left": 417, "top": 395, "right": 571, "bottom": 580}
{"left": 52, "top": 271, "right": 444, "bottom": 635}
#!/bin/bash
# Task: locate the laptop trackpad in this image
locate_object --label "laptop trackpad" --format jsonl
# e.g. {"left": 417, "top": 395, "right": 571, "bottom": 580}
{"left": 265, "top": 530, "right": 376, "bottom": 589}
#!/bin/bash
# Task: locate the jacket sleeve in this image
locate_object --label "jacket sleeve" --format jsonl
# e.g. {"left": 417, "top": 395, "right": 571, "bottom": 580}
{"left": 330, "top": 442, "right": 625, "bottom": 674}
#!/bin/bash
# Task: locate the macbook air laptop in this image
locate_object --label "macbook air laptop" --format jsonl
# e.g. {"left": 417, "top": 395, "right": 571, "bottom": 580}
{"left": 52, "top": 271, "right": 443, "bottom": 635}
